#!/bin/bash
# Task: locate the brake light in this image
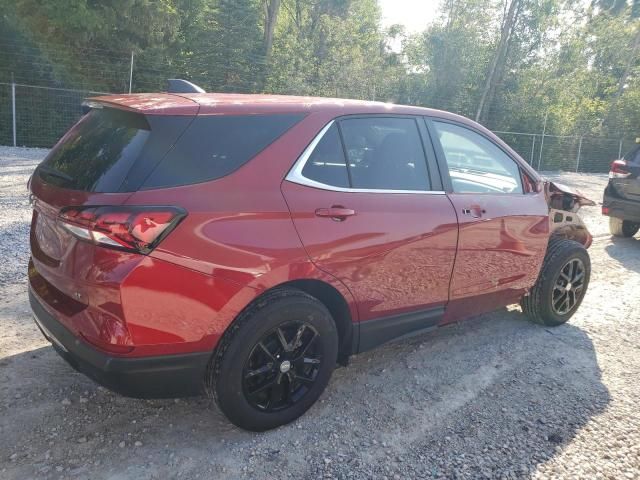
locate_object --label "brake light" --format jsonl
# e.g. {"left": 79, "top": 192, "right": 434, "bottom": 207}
{"left": 58, "top": 206, "right": 186, "bottom": 254}
{"left": 610, "top": 159, "right": 631, "bottom": 179}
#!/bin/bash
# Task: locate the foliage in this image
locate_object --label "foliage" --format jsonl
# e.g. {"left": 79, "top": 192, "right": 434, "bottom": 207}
{"left": 1, "top": 0, "right": 640, "bottom": 143}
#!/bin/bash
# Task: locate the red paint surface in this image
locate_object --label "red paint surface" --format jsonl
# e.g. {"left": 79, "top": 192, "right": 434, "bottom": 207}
{"left": 442, "top": 192, "right": 549, "bottom": 323}
{"left": 281, "top": 182, "right": 459, "bottom": 321}
{"left": 29, "top": 94, "right": 551, "bottom": 359}
{"left": 89, "top": 93, "right": 199, "bottom": 116}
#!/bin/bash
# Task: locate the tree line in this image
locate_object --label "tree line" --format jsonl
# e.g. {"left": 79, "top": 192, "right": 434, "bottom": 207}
{"left": 1, "top": 0, "right": 639, "bottom": 142}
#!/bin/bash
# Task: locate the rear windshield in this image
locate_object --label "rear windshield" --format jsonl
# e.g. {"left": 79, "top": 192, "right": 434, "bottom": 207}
{"left": 623, "top": 145, "right": 640, "bottom": 163}
{"left": 40, "top": 108, "right": 155, "bottom": 192}
{"left": 39, "top": 109, "right": 303, "bottom": 192}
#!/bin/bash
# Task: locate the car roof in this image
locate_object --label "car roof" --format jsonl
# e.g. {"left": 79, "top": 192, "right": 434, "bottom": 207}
{"left": 87, "top": 92, "right": 541, "bottom": 182}
{"left": 89, "top": 92, "right": 458, "bottom": 118}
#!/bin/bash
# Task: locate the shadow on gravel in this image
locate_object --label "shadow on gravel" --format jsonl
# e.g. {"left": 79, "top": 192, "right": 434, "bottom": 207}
{"left": 397, "top": 314, "right": 611, "bottom": 479}
{"left": 0, "top": 309, "right": 610, "bottom": 479}
{"left": 605, "top": 236, "right": 640, "bottom": 273}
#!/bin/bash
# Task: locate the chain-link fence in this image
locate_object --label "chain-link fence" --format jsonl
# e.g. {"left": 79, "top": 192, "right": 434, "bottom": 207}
{"left": 1, "top": 80, "right": 633, "bottom": 173}
{"left": 0, "top": 82, "right": 106, "bottom": 148}
{"left": 494, "top": 131, "right": 634, "bottom": 173}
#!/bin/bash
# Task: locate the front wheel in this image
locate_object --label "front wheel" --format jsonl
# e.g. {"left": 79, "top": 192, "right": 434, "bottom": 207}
{"left": 207, "top": 289, "right": 338, "bottom": 431}
{"left": 609, "top": 217, "right": 639, "bottom": 238}
{"left": 521, "top": 238, "right": 590, "bottom": 327}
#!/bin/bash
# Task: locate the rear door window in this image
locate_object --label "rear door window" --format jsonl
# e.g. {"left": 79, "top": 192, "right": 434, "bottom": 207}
{"left": 142, "top": 114, "right": 304, "bottom": 189}
{"left": 300, "top": 124, "right": 350, "bottom": 188}
{"left": 339, "top": 117, "right": 431, "bottom": 191}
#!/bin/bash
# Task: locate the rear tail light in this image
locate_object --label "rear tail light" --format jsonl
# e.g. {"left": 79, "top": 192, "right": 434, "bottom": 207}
{"left": 609, "top": 159, "right": 631, "bottom": 179}
{"left": 58, "top": 206, "right": 186, "bottom": 254}
{"left": 602, "top": 206, "right": 610, "bottom": 215}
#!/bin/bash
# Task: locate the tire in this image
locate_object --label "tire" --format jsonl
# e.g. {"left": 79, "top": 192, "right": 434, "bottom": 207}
{"left": 521, "top": 238, "right": 590, "bottom": 327}
{"left": 609, "top": 217, "right": 640, "bottom": 238}
{"left": 206, "top": 288, "right": 338, "bottom": 431}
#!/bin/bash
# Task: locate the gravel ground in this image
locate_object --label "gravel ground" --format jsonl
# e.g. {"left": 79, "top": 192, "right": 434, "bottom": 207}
{"left": 0, "top": 146, "right": 638, "bottom": 480}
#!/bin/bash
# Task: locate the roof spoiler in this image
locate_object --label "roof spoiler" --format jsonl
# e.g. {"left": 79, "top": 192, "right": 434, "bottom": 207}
{"left": 166, "top": 79, "right": 206, "bottom": 94}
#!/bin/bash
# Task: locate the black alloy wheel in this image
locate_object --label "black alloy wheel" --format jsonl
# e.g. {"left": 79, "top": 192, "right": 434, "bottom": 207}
{"left": 521, "top": 238, "right": 591, "bottom": 327}
{"left": 208, "top": 288, "right": 338, "bottom": 431}
{"left": 551, "top": 258, "right": 586, "bottom": 315}
{"left": 243, "top": 321, "right": 322, "bottom": 412}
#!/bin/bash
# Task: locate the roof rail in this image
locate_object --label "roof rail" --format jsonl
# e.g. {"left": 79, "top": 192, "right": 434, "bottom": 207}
{"left": 166, "top": 79, "right": 206, "bottom": 94}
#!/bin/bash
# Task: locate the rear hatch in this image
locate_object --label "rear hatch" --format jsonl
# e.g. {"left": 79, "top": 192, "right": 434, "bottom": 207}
{"left": 610, "top": 146, "right": 640, "bottom": 202}
{"left": 31, "top": 100, "right": 196, "bottom": 267}
{"left": 29, "top": 93, "right": 305, "bottom": 351}
{"left": 29, "top": 96, "right": 197, "bottom": 347}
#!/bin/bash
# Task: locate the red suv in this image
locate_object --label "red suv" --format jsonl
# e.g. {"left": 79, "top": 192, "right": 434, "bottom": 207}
{"left": 29, "top": 84, "right": 593, "bottom": 431}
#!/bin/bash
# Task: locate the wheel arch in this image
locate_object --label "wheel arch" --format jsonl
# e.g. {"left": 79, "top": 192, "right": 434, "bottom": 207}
{"left": 549, "top": 208, "right": 593, "bottom": 248}
{"left": 272, "top": 279, "right": 356, "bottom": 364}
{"left": 217, "top": 277, "right": 357, "bottom": 365}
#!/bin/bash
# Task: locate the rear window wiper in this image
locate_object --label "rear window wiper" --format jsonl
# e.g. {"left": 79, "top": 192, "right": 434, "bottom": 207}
{"left": 38, "top": 164, "right": 75, "bottom": 183}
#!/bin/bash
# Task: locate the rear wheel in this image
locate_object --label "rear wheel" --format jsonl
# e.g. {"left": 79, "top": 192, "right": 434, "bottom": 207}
{"left": 207, "top": 289, "right": 338, "bottom": 431}
{"left": 609, "top": 217, "right": 639, "bottom": 237}
{"left": 521, "top": 238, "right": 590, "bottom": 327}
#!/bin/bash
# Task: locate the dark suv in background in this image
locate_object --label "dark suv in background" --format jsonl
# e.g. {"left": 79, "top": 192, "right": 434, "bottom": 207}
{"left": 603, "top": 144, "right": 640, "bottom": 237}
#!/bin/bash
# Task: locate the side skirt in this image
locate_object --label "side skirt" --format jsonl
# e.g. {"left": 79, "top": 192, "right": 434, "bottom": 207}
{"left": 357, "top": 307, "right": 444, "bottom": 353}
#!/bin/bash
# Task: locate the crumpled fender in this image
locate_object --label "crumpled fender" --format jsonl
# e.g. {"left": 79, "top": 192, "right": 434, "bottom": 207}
{"left": 546, "top": 181, "right": 596, "bottom": 211}
{"left": 544, "top": 181, "right": 595, "bottom": 248}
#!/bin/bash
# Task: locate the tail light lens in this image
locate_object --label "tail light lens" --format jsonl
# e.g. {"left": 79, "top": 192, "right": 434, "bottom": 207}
{"left": 610, "top": 159, "right": 631, "bottom": 179}
{"left": 58, "top": 206, "right": 186, "bottom": 254}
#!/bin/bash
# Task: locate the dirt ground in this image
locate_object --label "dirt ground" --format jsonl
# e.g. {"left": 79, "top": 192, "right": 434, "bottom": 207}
{"left": 1, "top": 147, "right": 638, "bottom": 479}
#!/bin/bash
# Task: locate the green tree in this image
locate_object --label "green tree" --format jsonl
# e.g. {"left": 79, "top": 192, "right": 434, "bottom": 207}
{"left": 4, "top": 0, "right": 181, "bottom": 91}
{"left": 266, "top": 0, "right": 395, "bottom": 99}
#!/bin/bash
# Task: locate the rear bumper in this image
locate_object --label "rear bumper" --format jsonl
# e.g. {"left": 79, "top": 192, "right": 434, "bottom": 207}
{"left": 603, "top": 189, "right": 640, "bottom": 223}
{"left": 29, "top": 288, "right": 210, "bottom": 398}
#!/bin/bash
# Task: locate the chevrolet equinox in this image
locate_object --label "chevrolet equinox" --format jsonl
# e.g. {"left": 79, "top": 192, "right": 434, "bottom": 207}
{"left": 29, "top": 82, "right": 593, "bottom": 431}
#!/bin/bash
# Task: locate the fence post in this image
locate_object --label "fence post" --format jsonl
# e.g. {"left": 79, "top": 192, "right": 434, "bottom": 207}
{"left": 537, "top": 132, "right": 545, "bottom": 171}
{"left": 618, "top": 139, "right": 623, "bottom": 159}
{"left": 11, "top": 75, "right": 16, "bottom": 147}
{"left": 129, "top": 51, "right": 134, "bottom": 94}
{"left": 575, "top": 135, "right": 583, "bottom": 173}
{"left": 530, "top": 135, "right": 536, "bottom": 165}
{"left": 537, "top": 111, "right": 548, "bottom": 171}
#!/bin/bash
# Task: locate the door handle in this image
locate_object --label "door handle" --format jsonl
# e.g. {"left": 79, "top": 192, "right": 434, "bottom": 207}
{"left": 462, "top": 205, "right": 486, "bottom": 218}
{"left": 315, "top": 206, "right": 356, "bottom": 221}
